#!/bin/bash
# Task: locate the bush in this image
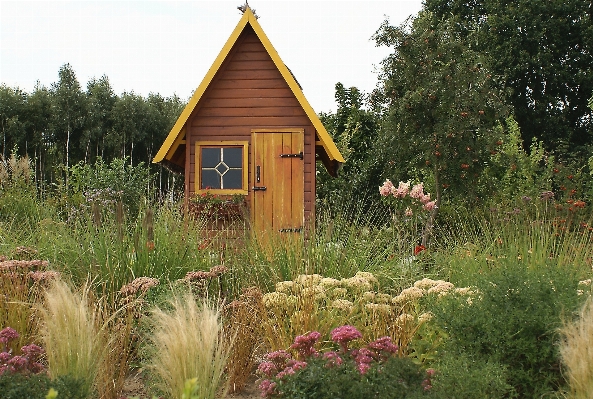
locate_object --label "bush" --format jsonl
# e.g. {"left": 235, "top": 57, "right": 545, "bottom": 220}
{"left": 429, "top": 262, "right": 582, "bottom": 397}
{"left": 0, "top": 372, "right": 86, "bottom": 399}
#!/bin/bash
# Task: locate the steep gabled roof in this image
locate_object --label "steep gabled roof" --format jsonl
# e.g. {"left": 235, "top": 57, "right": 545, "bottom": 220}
{"left": 152, "top": 7, "right": 344, "bottom": 173}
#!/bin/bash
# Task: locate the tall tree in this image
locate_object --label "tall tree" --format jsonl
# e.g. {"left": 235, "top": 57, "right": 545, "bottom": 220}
{"left": 424, "top": 0, "right": 593, "bottom": 159}
{"left": 373, "top": 11, "right": 508, "bottom": 242}
{"left": 0, "top": 85, "right": 27, "bottom": 158}
{"left": 51, "top": 63, "right": 87, "bottom": 187}
{"left": 85, "top": 75, "right": 116, "bottom": 163}
{"left": 24, "top": 83, "right": 53, "bottom": 184}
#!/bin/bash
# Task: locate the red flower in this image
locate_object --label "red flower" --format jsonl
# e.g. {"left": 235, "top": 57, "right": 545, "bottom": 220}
{"left": 146, "top": 241, "right": 155, "bottom": 251}
{"left": 568, "top": 175, "right": 574, "bottom": 179}
{"left": 461, "top": 163, "right": 470, "bottom": 169}
{"left": 414, "top": 245, "right": 426, "bottom": 255}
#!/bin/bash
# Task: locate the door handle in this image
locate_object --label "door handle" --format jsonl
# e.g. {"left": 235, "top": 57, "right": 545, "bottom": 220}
{"left": 252, "top": 186, "right": 267, "bottom": 191}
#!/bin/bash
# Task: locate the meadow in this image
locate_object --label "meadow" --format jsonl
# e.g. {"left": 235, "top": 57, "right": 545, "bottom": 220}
{"left": 1, "top": 155, "right": 593, "bottom": 399}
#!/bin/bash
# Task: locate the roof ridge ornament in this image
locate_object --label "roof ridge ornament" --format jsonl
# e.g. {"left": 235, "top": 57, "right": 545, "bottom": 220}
{"left": 237, "top": 1, "right": 258, "bottom": 19}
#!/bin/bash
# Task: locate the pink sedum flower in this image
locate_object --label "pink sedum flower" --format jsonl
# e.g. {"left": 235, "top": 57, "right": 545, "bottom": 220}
{"left": 290, "top": 331, "right": 320, "bottom": 359}
{"left": 322, "top": 351, "right": 343, "bottom": 367}
{"left": 258, "top": 379, "right": 277, "bottom": 398}
{"left": 257, "top": 361, "right": 278, "bottom": 378}
{"left": 367, "top": 336, "right": 399, "bottom": 356}
{"left": 331, "top": 325, "right": 362, "bottom": 352}
{"left": 0, "top": 327, "right": 19, "bottom": 345}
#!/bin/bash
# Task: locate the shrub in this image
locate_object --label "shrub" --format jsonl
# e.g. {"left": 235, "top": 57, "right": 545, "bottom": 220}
{"left": 429, "top": 262, "right": 582, "bottom": 397}
{"left": 0, "top": 372, "right": 86, "bottom": 399}
{"left": 257, "top": 326, "right": 431, "bottom": 399}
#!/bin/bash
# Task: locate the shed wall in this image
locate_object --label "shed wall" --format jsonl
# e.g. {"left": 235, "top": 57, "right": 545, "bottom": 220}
{"left": 187, "top": 26, "right": 316, "bottom": 220}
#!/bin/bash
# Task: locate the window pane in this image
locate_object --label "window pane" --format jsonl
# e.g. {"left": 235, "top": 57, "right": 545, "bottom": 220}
{"left": 201, "top": 170, "right": 221, "bottom": 189}
{"left": 223, "top": 169, "right": 242, "bottom": 189}
{"left": 223, "top": 147, "right": 243, "bottom": 168}
{"left": 202, "top": 148, "right": 220, "bottom": 168}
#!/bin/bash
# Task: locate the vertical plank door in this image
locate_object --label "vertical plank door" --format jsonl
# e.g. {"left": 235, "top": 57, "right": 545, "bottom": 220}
{"left": 252, "top": 130, "right": 304, "bottom": 236}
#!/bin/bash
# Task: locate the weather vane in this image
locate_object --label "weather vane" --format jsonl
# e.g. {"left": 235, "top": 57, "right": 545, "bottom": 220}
{"left": 237, "top": 1, "right": 258, "bottom": 19}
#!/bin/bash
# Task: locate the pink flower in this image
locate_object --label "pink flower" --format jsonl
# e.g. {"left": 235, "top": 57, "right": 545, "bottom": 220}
{"left": 21, "top": 344, "right": 44, "bottom": 362}
{"left": 258, "top": 379, "right": 277, "bottom": 398}
{"left": 331, "top": 325, "right": 362, "bottom": 352}
{"left": 257, "top": 361, "right": 277, "bottom": 378}
{"left": 264, "top": 350, "right": 292, "bottom": 370}
{"left": 367, "top": 336, "right": 398, "bottom": 356}
{"left": 290, "top": 331, "right": 320, "bottom": 359}
{"left": 420, "top": 193, "right": 431, "bottom": 204}
{"left": 393, "top": 181, "right": 410, "bottom": 198}
{"left": 0, "top": 327, "right": 19, "bottom": 345}
{"left": 405, "top": 207, "right": 413, "bottom": 217}
{"left": 0, "top": 351, "right": 11, "bottom": 363}
{"left": 409, "top": 183, "right": 425, "bottom": 199}
{"left": 357, "top": 361, "right": 371, "bottom": 374}
{"left": 7, "top": 355, "right": 27, "bottom": 371}
{"left": 423, "top": 201, "right": 437, "bottom": 211}
{"left": 379, "top": 180, "right": 394, "bottom": 196}
{"left": 322, "top": 351, "right": 343, "bottom": 367}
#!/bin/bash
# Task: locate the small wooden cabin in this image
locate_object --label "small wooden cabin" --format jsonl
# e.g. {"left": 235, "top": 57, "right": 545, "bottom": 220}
{"left": 153, "top": 7, "right": 344, "bottom": 234}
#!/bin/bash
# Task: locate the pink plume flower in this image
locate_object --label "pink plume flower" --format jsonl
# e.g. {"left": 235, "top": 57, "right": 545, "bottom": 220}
{"left": 423, "top": 201, "right": 437, "bottom": 211}
{"left": 379, "top": 180, "right": 394, "bottom": 196}
{"left": 331, "top": 325, "right": 362, "bottom": 352}
{"left": 409, "top": 183, "right": 425, "bottom": 199}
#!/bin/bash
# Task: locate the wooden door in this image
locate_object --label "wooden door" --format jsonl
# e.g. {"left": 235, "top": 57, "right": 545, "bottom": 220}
{"left": 252, "top": 130, "right": 304, "bottom": 236}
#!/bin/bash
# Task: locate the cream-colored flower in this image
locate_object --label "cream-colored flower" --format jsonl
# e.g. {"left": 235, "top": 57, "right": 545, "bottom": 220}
{"left": 375, "top": 293, "right": 393, "bottom": 304}
{"left": 302, "top": 285, "right": 326, "bottom": 301}
{"left": 295, "top": 274, "right": 323, "bottom": 286}
{"left": 427, "top": 282, "right": 454, "bottom": 295}
{"left": 342, "top": 276, "right": 372, "bottom": 291}
{"left": 354, "top": 271, "right": 378, "bottom": 284}
{"left": 331, "top": 299, "right": 354, "bottom": 312}
{"left": 320, "top": 277, "right": 341, "bottom": 289}
{"left": 578, "top": 279, "right": 592, "bottom": 286}
{"left": 414, "top": 278, "right": 441, "bottom": 290}
{"left": 276, "top": 280, "right": 296, "bottom": 294}
{"left": 263, "top": 292, "right": 288, "bottom": 308}
{"left": 454, "top": 287, "right": 472, "bottom": 295}
{"left": 365, "top": 303, "right": 391, "bottom": 314}
{"left": 331, "top": 287, "right": 348, "bottom": 297}
{"left": 392, "top": 287, "right": 424, "bottom": 304}
{"left": 395, "top": 313, "right": 415, "bottom": 326}
{"left": 362, "top": 291, "right": 376, "bottom": 302}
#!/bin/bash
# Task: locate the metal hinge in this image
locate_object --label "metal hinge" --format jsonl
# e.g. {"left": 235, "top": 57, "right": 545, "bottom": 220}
{"left": 279, "top": 227, "right": 303, "bottom": 233}
{"left": 279, "top": 152, "right": 303, "bottom": 160}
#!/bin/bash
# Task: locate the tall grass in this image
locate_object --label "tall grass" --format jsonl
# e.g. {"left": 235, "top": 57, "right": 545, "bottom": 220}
{"left": 146, "top": 293, "right": 231, "bottom": 399}
{"left": 560, "top": 297, "right": 593, "bottom": 399}
{"left": 38, "top": 279, "right": 109, "bottom": 398}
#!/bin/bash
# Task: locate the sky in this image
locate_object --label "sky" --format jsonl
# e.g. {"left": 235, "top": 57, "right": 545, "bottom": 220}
{"left": 1, "top": 1, "right": 423, "bottom": 113}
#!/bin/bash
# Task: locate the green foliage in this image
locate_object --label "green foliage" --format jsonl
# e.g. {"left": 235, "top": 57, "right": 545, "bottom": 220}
{"left": 373, "top": 11, "right": 508, "bottom": 214}
{"left": 430, "top": 262, "right": 582, "bottom": 397}
{"left": 276, "top": 355, "right": 428, "bottom": 399}
{"left": 0, "top": 373, "right": 86, "bottom": 399}
{"left": 430, "top": 354, "right": 513, "bottom": 399}
{"left": 424, "top": 0, "right": 593, "bottom": 160}
{"left": 68, "top": 156, "right": 151, "bottom": 216}
{"left": 481, "top": 116, "right": 555, "bottom": 201}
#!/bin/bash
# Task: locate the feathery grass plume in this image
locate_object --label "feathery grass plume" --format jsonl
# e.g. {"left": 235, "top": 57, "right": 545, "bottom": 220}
{"left": 147, "top": 293, "right": 231, "bottom": 399}
{"left": 560, "top": 298, "right": 593, "bottom": 399}
{"left": 38, "top": 279, "right": 108, "bottom": 398}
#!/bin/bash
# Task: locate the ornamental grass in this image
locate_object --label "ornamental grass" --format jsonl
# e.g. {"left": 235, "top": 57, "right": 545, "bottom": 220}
{"left": 560, "top": 297, "right": 593, "bottom": 399}
{"left": 146, "top": 293, "right": 231, "bottom": 399}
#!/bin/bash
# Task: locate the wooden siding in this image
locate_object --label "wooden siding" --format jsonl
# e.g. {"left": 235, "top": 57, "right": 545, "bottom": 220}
{"left": 187, "top": 25, "right": 316, "bottom": 222}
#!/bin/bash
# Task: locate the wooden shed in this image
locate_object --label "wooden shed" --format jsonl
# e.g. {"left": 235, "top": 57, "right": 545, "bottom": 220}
{"left": 152, "top": 6, "right": 344, "bottom": 234}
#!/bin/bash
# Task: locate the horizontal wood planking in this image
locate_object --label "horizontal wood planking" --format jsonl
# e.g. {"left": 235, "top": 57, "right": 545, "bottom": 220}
{"left": 194, "top": 116, "right": 311, "bottom": 127}
{"left": 213, "top": 79, "right": 288, "bottom": 90}
{"left": 200, "top": 97, "right": 300, "bottom": 108}
{"left": 205, "top": 88, "right": 295, "bottom": 99}
{"left": 199, "top": 106, "right": 306, "bottom": 117}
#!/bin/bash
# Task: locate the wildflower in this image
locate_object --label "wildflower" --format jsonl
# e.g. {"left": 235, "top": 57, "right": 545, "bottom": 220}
{"left": 264, "top": 350, "right": 292, "bottom": 370}
{"left": 275, "top": 280, "right": 296, "bottom": 293}
{"left": 367, "top": 336, "right": 398, "bottom": 356}
{"left": 0, "top": 327, "right": 19, "bottom": 345}
{"left": 414, "top": 245, "right": 426, "bottom": 255}
{"left": 420, "top": 193, "right": 431, "bottom": 204}
{"left": 257, "top": 361, "right": 278, "bottom": 378}
{"left": 418, "top": 312, "right": 434, "bottom": 323}
{"left": 393, "top": 181, "right": 411, "bottom": 198}
{"left": 405, "top": 207, "right": 413, "bottom": 217}
{"left": 323, "top": 351, "right": 343, "bottom": 367}
{"left": 353, "top": 347, "right": 375, "bottom": 374}
{"left": 342, "top": 276, "right": 372, "bottom": 291}
{"left": 396, "top": 313, "right": 415, "bottom": 326}
{"left": 331, "top": 287, "right": 348, "bottom": 298}
{"left": 146, "top": 241, "right": 155, "bottom": 251}
{"left": 28, "top": 270, "right": 60, "bottom": 283}
{"left": 331, "top": 299, "right": 354, "bottom": 312}
{"left": 362, "top": 291, "right": 376, "bottom": 302}
{"left": 295, "top": 274, "right": 322, "bottom": 286}
{"left": 183, "top": 271, "right": 213, "bottom": 281}
{"left": 409, "top": 183, "right": 425, "bottom": 199}
{"left": 258, "top": 379, "right": 277, "bottom": 398}
{"left": 331, "top": 325, "right": 362, "bottom": 352}
{"left": 120, "top": 277, "right": 160, "bottom": 296}
{"left": 21, "top": 344, "right": 44, "bottom": 362}
{"left": 427, "top": 281, "right": 454, "bottom": 295}
{"left": 414, "top": 278, "right": 441, "bottom": 290}
{"left": 209, "top": 265, "right": 228, "bottom": 277}
{"left": 263, "top": 292, "right": 288, "bottom": 308}
{"left": 379, "top": 179, "right": 394, "bottom": 196}
{"left": 354, "top": 271, "right": 378, "bottom": 284}
{"left": 574, "top": 200, "right": 586, "bottom": 208}
{"left": 392, "top": 287, "right": 424, "bottom": 304}
{"left": 319, "top": 277, "right": 341, "bottom": 289}
{"left": 290, "top": 331, "right": 321, "bottom": 359}
{"left": 540, "top": 191, "right": 555, "bottom": 200}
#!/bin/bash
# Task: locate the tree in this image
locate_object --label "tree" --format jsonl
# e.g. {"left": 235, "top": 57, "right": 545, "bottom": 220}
{"left": 317, "top": 83, "right": 381, "bottom": 212}
{"left": 373, "top": 11, "right": 508, "bottom": 243}
{"left": 51, "top": 63, "right": 87, "bottom": 187}
{"left": 24, "top": 83, "right": 53, "bottom": 184}
{"left": 84, "top": 76, "right": 116, "bottom": 163}
{"left": 0, "top": 85, "right": 27, "bottom": 158}
{"left": 424, "top": 0, "right": 593, "bottom": 159}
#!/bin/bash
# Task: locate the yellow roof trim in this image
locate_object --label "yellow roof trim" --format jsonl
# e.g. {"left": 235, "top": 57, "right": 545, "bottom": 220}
{"left": 153, "top": 7, "right": 344, "bottom": 165}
